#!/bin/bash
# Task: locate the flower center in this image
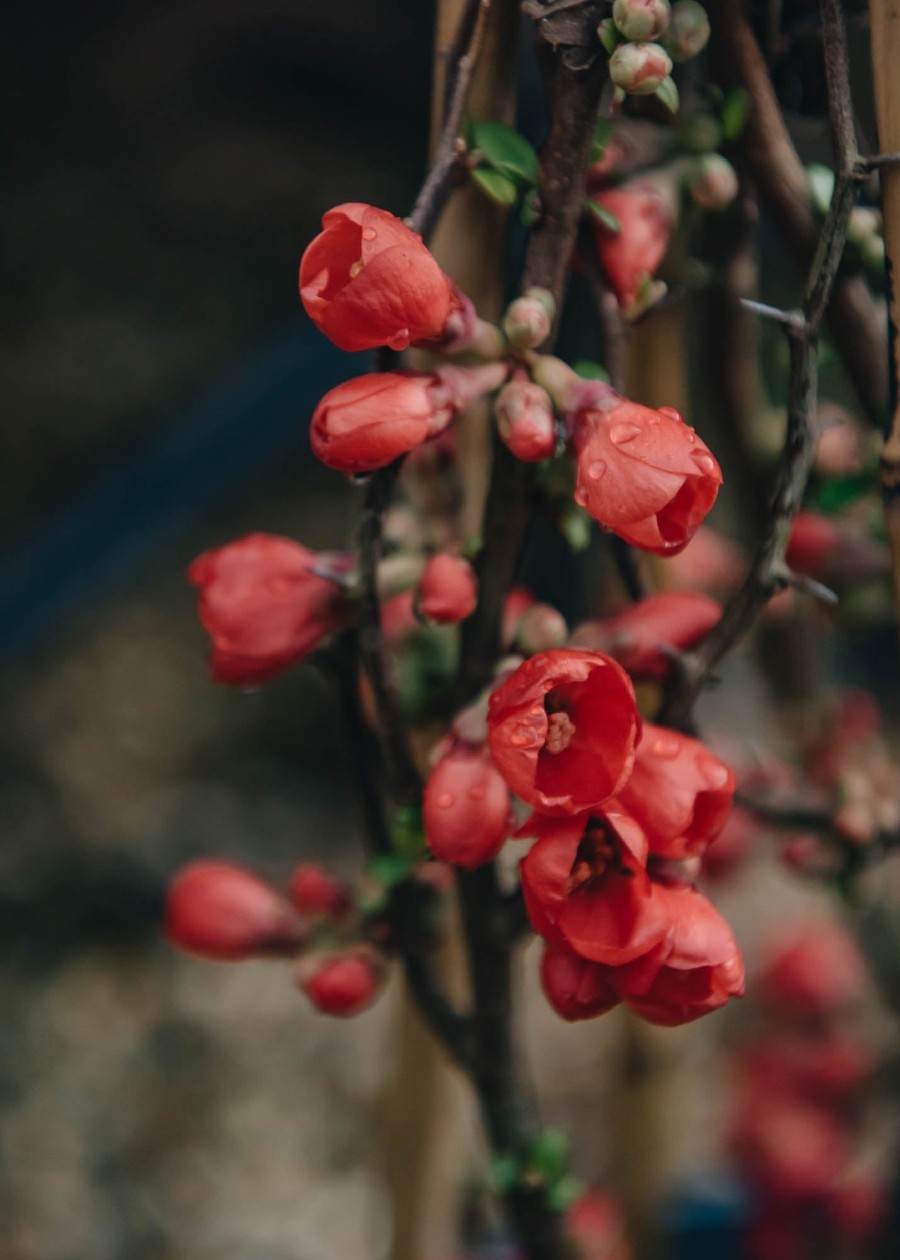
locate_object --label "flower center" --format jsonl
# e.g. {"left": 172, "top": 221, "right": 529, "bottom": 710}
{"left": 566, "top": 823, "right": 618, "bottom": 893}
{"left": 544, "top": 711, "right": 576, "bottom": 755}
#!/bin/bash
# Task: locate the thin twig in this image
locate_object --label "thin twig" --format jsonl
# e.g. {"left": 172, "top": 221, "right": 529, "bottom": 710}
{"left": 660, "top": 0, "right": 860, "bottom": 730}
{"left": 706, "top": 0, "right": 887, "bottom": 427}
{"left": 410, "top": 0, "right": 492, "bottom": 239}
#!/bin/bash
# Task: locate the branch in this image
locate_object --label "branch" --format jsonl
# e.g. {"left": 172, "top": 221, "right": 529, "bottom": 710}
{"left": 705, "top": 0, "right": 887, "bottom": 427}
{"left": 660, "top": 0, "right": 860, "bottom": 730}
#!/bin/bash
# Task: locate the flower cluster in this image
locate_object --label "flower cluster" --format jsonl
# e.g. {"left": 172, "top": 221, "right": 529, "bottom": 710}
{"left": 165, "top": 859, "right": 391, "bottom": 1017}
{"left": 730, "top": 923, "right": 885, "bottom": 1259}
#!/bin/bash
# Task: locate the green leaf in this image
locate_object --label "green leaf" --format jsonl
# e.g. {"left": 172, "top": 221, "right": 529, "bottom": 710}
{"left": 529, "top": 1130, "right": 569, "bottom": 1182}
{"left": 390, "top": 805, "right": 426, "bottom": 861}
{"left": 655, "top": 75, "right": 680, "bottom": 115}
{"left": 546, "top": 1176, "right": 581, "bottom": 1214}
{"left": 813, "top": 474, "right": 872, "bottom": 514}
{"left": 585, "top": 198, "right": 621, "bottom": 235}
{"left": 807, "top": 163, "right": 835, "bottom": 217}
{"left": 591, "top": 118, "right": 615, "bottom": 163}
{"left": 720, "top": 88, "right": 750, "bottom": 141}
{"left": 369, "top": 854, "right": 413, "bottom": 888}
{"left": 470, "top": 120, "right": 539, "bottom": 185}
{"left": 471, "top": 167, "right": 519, "bottom": 207}
{"left": 572, "top": 359, "right": 610, "bottom": 382}
{"left": 558, "top": 503, "right": 592, "bottom": 553}
{"left": 491, "top": 1154, "right": 520, "bottom": 1193}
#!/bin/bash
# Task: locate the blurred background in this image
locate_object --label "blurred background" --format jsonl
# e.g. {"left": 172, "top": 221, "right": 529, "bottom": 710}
{"left": 2, "top": 2, "right": 899, "bottom": 1259}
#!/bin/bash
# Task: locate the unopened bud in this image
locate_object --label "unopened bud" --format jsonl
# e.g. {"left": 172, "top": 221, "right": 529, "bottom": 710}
{"left": 416, "top": 553, "right": 478, "bottom": 624}
{"left": 502, "top": 288, "right": 555, "bottom": 350}
{"left": 495, "top": 379, "right": 557, "bottom": 462}
{"left": 423, "top": 750, "right": 512, "bottom": 870}
{"left": 516, "top": 603, "right": 569, "bottom": 654}
{"left": 288, "top": 863, "right": 351, "bottom": 918}
{"left": 663, "top": 1, "right": 710, "bottom": 63}
{"left": 690, "top": 154, "right": 739, "bottom": 210}
{"left": 297, "top": 947, "right": 386, "bottom": 1017}
{"left": 609, "top": 42, "right": 672, "bottom": 95}
{"left": 166, "top": 861, "right": 306, "bottom": 961}
{"left": 613, "top": 0, "right": 671, "bottom": 43}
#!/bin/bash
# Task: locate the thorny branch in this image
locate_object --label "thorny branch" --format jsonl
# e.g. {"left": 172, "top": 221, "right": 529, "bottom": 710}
{"left": 660, "top": 0, "right": 861, "bottom": 731}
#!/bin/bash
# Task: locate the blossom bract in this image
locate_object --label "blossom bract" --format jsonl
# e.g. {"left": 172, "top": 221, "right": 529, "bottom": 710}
{"left": 573, "top": 400, "right": 722, "bottom": 556}
{"left": 189, "top": 534, "right": 351, "bottom": 685}
{"left": 617, "top": 722, "right": 735, "bottom": 858}
{"left": 299, "top": 203, "right": 458, "bottom": 351}
{"left": 423, "top": 749, "right": 512, "bottom": 870}
{"left": 487, "top": 649, "right": 641, "bottom": 815}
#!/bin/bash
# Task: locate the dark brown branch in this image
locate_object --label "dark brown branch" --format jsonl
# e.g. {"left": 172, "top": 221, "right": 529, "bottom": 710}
{"left": 706, "top": 0, "right": 887, "bottom": 427}
{"left": 660, "top": 0, "right": 861, "bottom": 730}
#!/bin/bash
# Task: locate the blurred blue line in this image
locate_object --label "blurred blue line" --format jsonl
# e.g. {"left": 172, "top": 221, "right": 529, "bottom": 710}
{"left": 0, "top": 324, "right": 363, "bottom": 665}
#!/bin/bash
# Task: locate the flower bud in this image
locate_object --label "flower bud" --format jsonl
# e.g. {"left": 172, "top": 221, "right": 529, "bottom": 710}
{"left": 689, "top": 154, "right": 739, "bottom": 210}
{"left": 663, "top": 0, "right": 710, "bottom": 63}
{"left": 516, "top": 603, "right": 569, "bottom": 654}
{"left": 495, "top": 379, "right": 557, "bottom": 462}
{"left": 166, "top": 861, "right": 305, "bottom": 961}
{"left": 613, "top": 0, "right": 671, "bottom": 43}
{"left": 297, "top": 947, "right": 386, "bottom": 1017}
{"left": 416, "top": 554, "right": 477, "bottom": 624}
{"left": 423, "top": 750, "right": 512, "bottom": 869}
{"left": 288, "top": 863, "right": 350, "bottom": 918}
{"left": 608, "top": 42, "right": 672, "bottom": 95}
{"left": 540, "top": 944, "right": 621, "bottom": 1021}
{"left": 502, "top": 288, "right": 555, "bottom": 350}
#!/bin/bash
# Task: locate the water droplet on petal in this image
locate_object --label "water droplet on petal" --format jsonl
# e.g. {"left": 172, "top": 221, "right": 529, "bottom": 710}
{"left": 588, "top": 460, "right": 607, "bottom": 481}
{"left": 467, "top": 784, "right": 487, "bottom": 802}
{"left": 685, "top": 429, "right": 696, "bottom": 443}
{"left": 574, "top": 487, "right": 589, "bottom": 508}
{"left": 362, "top": 227, "right": 377, "bottom": 242}
{"left": 652, "top": 735, "right": 681, "bottom": 760}
{"left": 691, "top": 450, "right": 717, "bottom": 474}
{"left": 659, "top": 406, "right": 682, "bottom": 423}
{"left": 610, "top": 421, "right": 641, "bottom": 445}
{"left": 697, "top": 752, "right": 731, "bottom": 789}
{"left": 436, "top": 793, "right": 455, "bottom": 808}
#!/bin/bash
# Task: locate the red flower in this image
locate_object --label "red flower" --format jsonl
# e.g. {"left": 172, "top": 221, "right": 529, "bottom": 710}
{"left": 757, "top": 922, "right": 867, "bottom": 1018}
{"left": 571, "top": 591, "right": 721, "bottom": 680}
{"left": 617, "top": 723, "right": 735, "bottom": 859}
{"left": 189, "top": 534, "right": 351, "bottom": 685}
{"left": 297, "top": 947, "right": 385, "bottom": 1017}
{"left": 487, "top": 649, "right": 640, "bottom": 815}
{"left": 616, "top": 882, "right": 744, "bottom": 1025}
{"left": 299, "top": 203, "right": 460, "bottom": 352}
{"left": 540, "top": 942, "right": 620, "bottom": 1021}
{"left": 591, "top": 179, "right": 675, "bottom": 311}
{"left": 573, "top": 400, "right": 722, "bottom": 556}
{"left": 519, "top": 808, "right": 668, "bottom": 965}
{"left": 310, "top": 372, "right": 452, "bottom": 474}
{"left": 417, "top": 554, "right": 477, "bottom": 624}
{"left": 423, "top": 749, "right": 511, "bottom": 870}
{"left": 165, "top": 861, "right": 305, "bottom": 960}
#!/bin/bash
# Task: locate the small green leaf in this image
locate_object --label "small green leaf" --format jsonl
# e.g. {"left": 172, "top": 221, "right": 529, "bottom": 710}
{"left": 546, "top": 1176, "right": 581, "bottom": 1214}
{"left": 655, "top": 75, "right": 680, "bottom": 115}
{"left": 573, "top": 359, "right": 610, "bottom": 382}
{"left": 807, "top": 163, "right": 835, "bottom": 217}
{"left": 470, "top": 120, "right": 539, "bottom": 184}
{"left": 720, "top": 88, "right": 750, "bottom": 141}
{"left": 369, "top": 854, "right": 413, "bottom": 888}
{"left": 585, "top": 198, "right": 621, "bottom": 235}
{"left": 520, "top": 188, "right": 541, "bottom": 228}
{"left": 597, "top": 18, "right": 620, "bottom": 55}
{"left": 813, "top": 474, "right": 872, "bottom": 514}
{"left": 591, "top": 118, "right": 615, "bottom": 163}
{"left": 390, "top": 805, "right": 426, "bottom": 860}
{"left": 529, "top": 1130, "right": 569, "bottom": 1182}
{"left": 471, "top": 167, "right": 519, "bottom": 206}
{"left": 491, "top": 1154, "right": 520, "bottom": 1193}
{"left": 558, "top": 503, "right": 592, "bottom": 553}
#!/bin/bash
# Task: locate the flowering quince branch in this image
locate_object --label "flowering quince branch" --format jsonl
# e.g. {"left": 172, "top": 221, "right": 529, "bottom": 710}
{"left": 660, "top": 0, "right": 861, "bottom": 731}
